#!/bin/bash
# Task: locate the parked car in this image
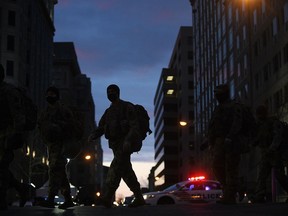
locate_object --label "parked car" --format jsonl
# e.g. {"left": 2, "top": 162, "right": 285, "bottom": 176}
{"left": 143, "top": 176, "right": 223, "bottom": 205}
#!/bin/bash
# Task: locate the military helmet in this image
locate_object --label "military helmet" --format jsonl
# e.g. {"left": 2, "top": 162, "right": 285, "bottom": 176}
{"left": 46, "top": 86, "right": 60, "bottom": 99}
{"left": 213, "top": 84, "right": 229, "bottom": 94}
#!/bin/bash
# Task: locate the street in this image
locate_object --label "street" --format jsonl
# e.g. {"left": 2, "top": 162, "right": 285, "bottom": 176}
{"left": 1, "top": 202, "right": 288, "bottom": 216}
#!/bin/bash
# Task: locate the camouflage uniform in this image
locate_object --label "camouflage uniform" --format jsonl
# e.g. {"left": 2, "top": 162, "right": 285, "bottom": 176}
{"left": 253, "top": 112, "right": 288, "bottom": 202}
{"left": 38, "top": 99, "right": 74, "bottom": 207}
{"left": 208, "top": 84, "right": 244, "bottom": 204}
{"left": 89, "top": 84, "right": 144, "bottom": 208}
{"left": 0, "top": 81, "right": 26, "bottom": 210}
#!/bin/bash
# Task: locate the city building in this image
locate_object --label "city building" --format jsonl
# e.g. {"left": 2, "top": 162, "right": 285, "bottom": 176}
{"left": 52, "top": 42, "right": 103, "bottom": 193}
{"left": 190, "top": 0, "right": 288, "bottom": 199}
{"left": 153, "top": 26, "right": 194, "bottom": 190}
{"left": 0, "top": 0, "right": 57, "bottom": 193}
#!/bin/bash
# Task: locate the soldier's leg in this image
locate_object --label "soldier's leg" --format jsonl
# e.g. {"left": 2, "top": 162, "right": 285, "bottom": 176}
{"left": 102, "top": 150, "right": 122, "bottom": 207}
{"left": 225, "top": 152, "right": 241, "bottom": 203}
{"left": 58, "top": 162, "right": 75, "bottom": 209}
{"left": 212, "top": 138, "right": 226, "bottom": 187}
{"left": 121, "top": 153, "right": 145, "bottom": 207}
{"left": 254, "top": 156, "right": 272, "bottom": 202}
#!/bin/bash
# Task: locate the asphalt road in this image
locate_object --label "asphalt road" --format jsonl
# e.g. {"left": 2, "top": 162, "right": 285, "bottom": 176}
{"left": 1, "top": 202, "right": 288, "bottom": 216}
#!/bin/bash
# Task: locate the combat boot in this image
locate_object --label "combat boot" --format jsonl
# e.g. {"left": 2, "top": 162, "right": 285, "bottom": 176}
{"left": 18, "top": 183, "right": 31, "bottom": 207}
{"left": 59, "top": 193, "right": 75, "bottom": 209}
{"left": 100, "top": 190, "right": 115, "bottom": 208}
{"left": 128, "top": 190, "right": 145, "bottom": 208}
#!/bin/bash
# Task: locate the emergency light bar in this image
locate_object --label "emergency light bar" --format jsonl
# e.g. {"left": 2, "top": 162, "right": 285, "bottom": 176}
{"left": 188, "top": 176, "right": 205, "bottom": 181}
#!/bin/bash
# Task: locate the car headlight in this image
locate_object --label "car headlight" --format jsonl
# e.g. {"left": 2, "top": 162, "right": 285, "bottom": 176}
{"left": 143, "top": 194, "right": 155, "bottom": 200}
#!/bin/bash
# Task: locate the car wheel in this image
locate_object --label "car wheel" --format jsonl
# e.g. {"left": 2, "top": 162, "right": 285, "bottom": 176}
{"left": 157, "top": 197, "right": 175, "bottom": 205}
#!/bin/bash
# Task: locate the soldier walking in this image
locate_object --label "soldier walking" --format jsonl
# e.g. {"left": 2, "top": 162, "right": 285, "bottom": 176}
{"left": 0, "top": 64, "right": 31, "bottom": 210}
{"left": 88, "top": 84, "right": 145, "bottom": 208}
{"left": 207, "top": 84, "right": 245, "bottom": 204}
{"left": 252, "top": 105, "right": 288, "bottom": 203}
{"left": 37, "top": 86, "right": 75, "bottom": 209}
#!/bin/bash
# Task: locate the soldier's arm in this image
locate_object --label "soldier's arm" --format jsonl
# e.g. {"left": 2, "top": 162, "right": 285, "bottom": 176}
{"left": 88, "top": 111, "right": 106, "bottom": 142}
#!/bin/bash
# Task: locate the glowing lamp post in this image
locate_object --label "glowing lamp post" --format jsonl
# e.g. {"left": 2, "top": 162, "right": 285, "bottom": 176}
{"left": 179, "top": 121, "right": 188, "bottom": 126}
{"left": 84, "top": 154, "right": 92, "bottom": 160}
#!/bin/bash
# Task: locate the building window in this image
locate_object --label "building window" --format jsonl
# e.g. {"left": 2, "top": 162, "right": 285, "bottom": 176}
{"left": 243, "top": 25, "right": 247, "bottom": 41}
{"left": 6, "top": 60, "right": 14, "bottom": 76}
{"left": 284, "top": 43, "right": 288, "bottom": 63}
{"left": 272, "top": 17, "right": 278, "bottom": 36}
{"left": 188, "top": 51, "right": 193, "bottom": 60}
{"left": 8, "top": 10, "right": 16, "bottom": 26}
{"left": 262, "top": 0, "right": 266, "bottom": 14}
{"left": 7, "top": 35, "right": 15, "bottom": 51}
{"left": 284, "top": 3, "right": 288, "bottom": 23}
{"left": 262, "top": 30, "right": 267, "bottom": 47}
{"left": 253, "top": 9, "right": 257, "bottom": 27}
{"left": 274, "top": 89, "right": 283, "bottom": 110}
{"left": 188, "top": 66, "right": 194, "bottom": 75}
{"left": 273, "top": 52, "right": 281, "bottom": 73}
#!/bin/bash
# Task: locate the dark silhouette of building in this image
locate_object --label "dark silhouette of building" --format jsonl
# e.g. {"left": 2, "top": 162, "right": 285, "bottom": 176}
{"left": 52, "top": 42, "right": 103, "bottom": 194}
{"left": 153, "top": 27, "right": 194, "bottom": 190}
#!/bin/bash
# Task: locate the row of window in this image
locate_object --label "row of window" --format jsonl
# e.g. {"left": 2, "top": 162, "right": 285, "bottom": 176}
{"left": 254, "top": 42, "right": 288, "bottom": 90}
{"left": 265, "top": 82, "right": 288, "bottom": 114}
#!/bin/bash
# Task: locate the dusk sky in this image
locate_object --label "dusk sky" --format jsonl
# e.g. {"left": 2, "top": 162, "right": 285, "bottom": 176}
{"left": 54, "top": 0, "right": 192, "bottom": 197}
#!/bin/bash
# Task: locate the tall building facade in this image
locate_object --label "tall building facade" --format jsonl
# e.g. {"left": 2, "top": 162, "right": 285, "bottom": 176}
{"left": 52, "top": 42, "right": 103, "bottom": 192}
{"left": 0, "top": 0, "right": 57, "bottom": 191}
{"left": 153, "top": 27, "right": 194, "bottom": 190}
{"left": 190, "top": 0, "right": 288, "bottom": 194}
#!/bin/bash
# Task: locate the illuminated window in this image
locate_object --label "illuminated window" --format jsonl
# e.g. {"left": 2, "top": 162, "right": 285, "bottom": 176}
{"left": 167, "top": 89, "right": 174, "bottom": 95}
{"left": 166, "top": 76, "right": 174, "bottom": 81}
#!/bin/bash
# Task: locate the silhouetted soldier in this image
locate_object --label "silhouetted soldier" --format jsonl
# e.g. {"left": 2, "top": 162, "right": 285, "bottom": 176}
{"left": 252, "top": 105, "right": 288, "bottom": 203}
{"left": 0, "top": 64, "right": 31, "bottom": 210}
{"left": 88, "top": 84, "right": 145, "bottom": 208}
{"left": 37, "top": 86, "right": 75, "bottom": 209}
{"left": 207, "top": 84, "right": 244, "bottom": 204}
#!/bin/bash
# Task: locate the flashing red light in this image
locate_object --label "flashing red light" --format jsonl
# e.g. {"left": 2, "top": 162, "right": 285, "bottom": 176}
{"left": 188, "top": 176, "right": 205, "bottom": 181}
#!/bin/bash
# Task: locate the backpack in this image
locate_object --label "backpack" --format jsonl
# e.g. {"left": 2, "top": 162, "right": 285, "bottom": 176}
{"left": 123, "top": 102, "right": 152, "bottom": 152}
{"left": 0, "top": 84, "right": 37, "bottom": 131}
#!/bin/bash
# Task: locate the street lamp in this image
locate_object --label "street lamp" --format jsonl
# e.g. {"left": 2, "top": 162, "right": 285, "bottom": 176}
{"left": 84, "top": 154, "right": 92, "bottom": 160}
{"left": 179, "top": 121, "right": 188, "bottom": 126}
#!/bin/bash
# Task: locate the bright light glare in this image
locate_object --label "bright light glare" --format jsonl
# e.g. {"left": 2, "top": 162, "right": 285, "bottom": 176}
{"left": 85, "top": 155, "right": 91, "bottom": 160}
{"left": 179, "top": 121, "right": 187, "bottom": 126}
{"left": 188, "top": 176, "right": 205, "bottom": 181}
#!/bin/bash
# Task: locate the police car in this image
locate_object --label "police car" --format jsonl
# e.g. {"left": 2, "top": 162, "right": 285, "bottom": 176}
{"left": 143, "top": 176, "right": 223, "bottom": 205}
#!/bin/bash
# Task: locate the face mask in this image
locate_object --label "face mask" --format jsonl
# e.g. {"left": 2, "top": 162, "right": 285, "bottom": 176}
{"left": 214, "top": 93, "right": 228, "bottom": 103}
{"left": 107, "top": 93, "right": 118, "bottom": 102}
{"left": 46, "top": 96, "right": 58, "bottom": 104}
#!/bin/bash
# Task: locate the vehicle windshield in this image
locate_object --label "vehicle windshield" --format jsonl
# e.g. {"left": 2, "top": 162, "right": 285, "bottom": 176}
{"left": 163, "top": 181, "right": 187, "bottom": 192}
